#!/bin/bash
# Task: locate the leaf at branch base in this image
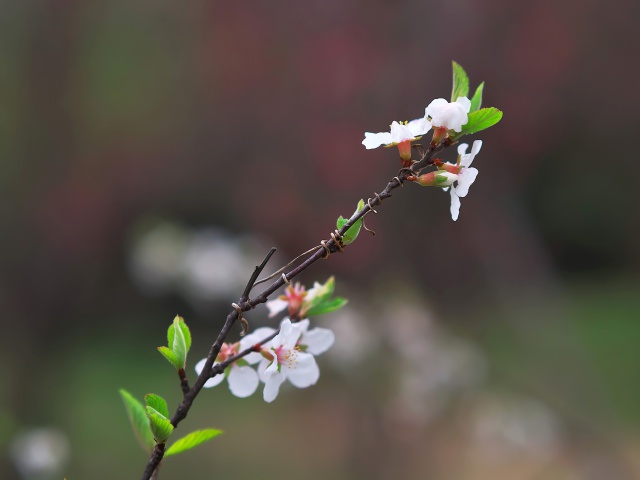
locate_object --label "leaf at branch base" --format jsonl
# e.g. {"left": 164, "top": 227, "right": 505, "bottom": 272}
{"left": 451, "top": 61, "right": 470, "bottom": 102}
{"left": 469, "top": 82, "right": 484, "bottom": 112}
{"left": 145, "top": 393, "right": 169, "bottom": 419}
{"left": 119, "top": 389, "right": 155, "bottom": 452}
{"left": 165, "top": 429, "right": 223, "bottom": 457}
{"left": 146, "top": 407, "right": 174, "bottom": 443}
{"left": 452, "top": 107, "right": 503, "bottom": 138}
{"left": 305, "top": 297, "right": 348, "bottom": 317}
{"left": 157, "top": 346, "right": 181, "bottom": 370}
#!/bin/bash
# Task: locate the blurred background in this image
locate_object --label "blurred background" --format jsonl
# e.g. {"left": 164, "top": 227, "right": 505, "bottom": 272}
{"left": 1, "top": 0, "right": 639, "bottom": 478}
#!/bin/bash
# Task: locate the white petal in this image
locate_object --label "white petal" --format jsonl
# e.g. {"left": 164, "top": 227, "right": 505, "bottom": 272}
{"left": 302, "top": 327, "right": 335, "bottom": 355}
{"left": 286, "top": 353, "right": 320, "bottom": 388}
{"left": 455, "top": 96, "right": 471, "bottom": 112}
{"left": 257, "top": 358, "right": 272, "bottom": 383}
{"left": 304, "top": 283, "right": 322, "bottom": 303}
{"left": 457, "top": 143, "right": 469, "bottom": 156}
{"left": 450, "top": 189, "right": 461, "bottom": 221}
{"left": 227, "top": 365, "right": 259, "bottom": 398}
{"left": 454, "top": 168, "right": 478, "bottom": 197}
{"left": 362, "top": 131, "right": 392, "bottom": 149}
{"left": 425, "top": 98, "right": 448, "bottom": 117}
{"left": 407, "top": 117, "right": 431, "bottom": 136}
{"left": 278, "top": 319, "right": 302, "bottom": 351}
{"left": 296, "top": 318, "right": 311, "bottom": 332}
{"left": 263, "top": 373, "right": 285, "bottom": 403}
{"left": 240, "top": 326, "right": 277, "bottom": 364}
{"left": 195, "top": 358, "right": 226, "bottom": 388}
{"left": 389, "top": 121, "right": 415, "bottom": 144}
{"left": 471, "top": 139, "right": 483, "bottom": 155}
{"left": 265, "top": 298, "right": 288, "bottom": 318}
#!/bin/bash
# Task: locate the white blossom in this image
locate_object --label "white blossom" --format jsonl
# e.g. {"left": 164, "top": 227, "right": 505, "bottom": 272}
{"left": 447, "top": 140, "right": 482, "bottom": 221}
{"left": 257, "top": 319, "right": 333, "bottom": 402}
{"left": 362, "top": 119, "right": 431, "bottom": 150}
{"left": 425, "top": 97, "right": 471, "bottom": 132}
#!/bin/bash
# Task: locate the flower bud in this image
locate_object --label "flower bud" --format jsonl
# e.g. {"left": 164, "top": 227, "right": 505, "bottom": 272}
{"left": 412, "top": 170, "right": 458, "bottom": 187}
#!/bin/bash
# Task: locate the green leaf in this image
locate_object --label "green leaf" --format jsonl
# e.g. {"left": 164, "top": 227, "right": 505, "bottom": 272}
{"left": 451, "top": 61, "right": 469, "bottom": 102}
{"left": 146, "top": 407, "right": 174, "bottom": 443}
{"left": 305, "top": 297, "right": 348, "bottom": 317}
{"left": 169, "top": 317, "right": 188, "bottom": 369}
{"left": 452, "top": 107, "right": 503, "bottom": 138}
{"left": 157, "top": 346, "right": 180, "bottom": 370}
{"left": 145, "top": 394, "right": 169, "bottom": 419}
{"left": 469, "top": 82, "right": 484, "bottom": 112}
{"left": 165, "top": 429, "right": 223, "bottom": 457}
{"left": 338, "top": 199, "right": 365, "bottom": 246}
{"left": 167, "top": 316, "right": 191, "bottom": 354}
{"left": 119, "top": 389, "right": 154, "bottom": 452}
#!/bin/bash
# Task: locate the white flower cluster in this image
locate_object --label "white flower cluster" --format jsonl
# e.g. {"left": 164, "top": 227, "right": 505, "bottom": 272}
{"left": 361, "top": 97, "right": 471, "bottom": 151}
{"left": 195, "top": 318, "right": 334, "bottom": 403}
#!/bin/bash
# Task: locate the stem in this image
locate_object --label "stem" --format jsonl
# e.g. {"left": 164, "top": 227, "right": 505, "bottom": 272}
{"left": 139, "top": 140, "right": 450, "bottom": 480}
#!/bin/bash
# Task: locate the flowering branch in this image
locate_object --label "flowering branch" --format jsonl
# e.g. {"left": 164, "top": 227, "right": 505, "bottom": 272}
{"left": 123, "top": 61, "right": 503, "bottom": 480}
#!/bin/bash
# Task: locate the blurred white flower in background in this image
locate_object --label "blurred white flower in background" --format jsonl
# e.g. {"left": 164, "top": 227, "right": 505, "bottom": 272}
{"left": 10, "top": 427, "right": 69, "bottom": 480}
{"left": 128, "top": 220, "right": 266, "bottom": 312}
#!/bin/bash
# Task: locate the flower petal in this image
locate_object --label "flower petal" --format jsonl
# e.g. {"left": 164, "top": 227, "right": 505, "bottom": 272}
{"left": 450, "top": 188, "right": 461, "bottom": 221}
{"left": 195, "top": 358, "right": 226, "bottom": 388}
{"left": 454, "top": 168, "right": 478, "bottom": 197}
{"left": 263, "top": 373, "right": 286, "bottom": 403}
{"left": 240, "top": 326, "right": 277, "bottom": 364}
{"left": 407, "top": 116, "right": 431, "bottom": 136}
{"left": 227, "top": 365, "right": 259, "bottom": 398}
{"left": 362, "top": 131, "right": 392, "bottom": 149}
{"left": 265, "top": 298, "right": 288, "bottom": 318}
{"left": 287, "top": 353, "right": 320, "bottom": 388}
{"left": 302, "top": 327, "right": 335, "bottom": 355}
{"left": 389, "top": 121, "right": 415, "bottom": 144}
{"left": 457, "top": 143, "right": 469, "bottom": 156}
{"left": 455, "top": 96, "right": 471, "bottom": 112}
{"left": 425, "top": 98, "right": 448, "bottom": 117}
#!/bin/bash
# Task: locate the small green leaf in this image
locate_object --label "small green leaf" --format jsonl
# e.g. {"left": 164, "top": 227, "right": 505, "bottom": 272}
{"left": 165, "top": 429, "right": 223, "bottom": 457}
{"left": 469, "top": 82, "right": 484, "bottom": 112}
{"left": 452, "top": 107, "right": 503, "bottom": 138}
{"left": 146, "top": 407, "right": 174, "bottom": 443}
{"left": 451, "top": 61, "right": 469, "bottom": 102}
{"left": 305, "top": 297, "right": 348, "bottom": 317}
{"left": 170, "top": 317, "right": 188, "bottom": 369}
{"left": 145, "top": 394, "right": 169, "bottom": 419}
{"left": 338, "top": 199, "right": 365, "bottom": 246}
{"left": 157, "top": 346, "right": 180, "bottom": 370}
{"left": 119, "top": 389, "right": 154, "bottom": 452}
{"left": 167, "top": 316, "right": 191, "bottom": 354}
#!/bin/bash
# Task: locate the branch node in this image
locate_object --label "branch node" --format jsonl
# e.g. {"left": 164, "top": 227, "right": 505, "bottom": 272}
{"left": 331, "top": 230, "right": 344, "bottom": 253}
{"left": 281, "top": 273, "right": 291, "bottom": 285}
{"left": 320, "top": 240, "right": 331, "bottom": 259}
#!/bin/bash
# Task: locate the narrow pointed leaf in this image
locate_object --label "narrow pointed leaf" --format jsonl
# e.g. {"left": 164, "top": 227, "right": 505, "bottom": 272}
{"left": 157, "top": 346, "right": 181, "bottom": 370}
{"left": 165, "top": 429, "right": 223, "bottom": 457}
{"left": 146, "top": 407, "right": 174, "bottom": 443}
{"left": 305, "top": 297, "right": 348, "bottom": 317}
{"left": 119, "top": 389, "right": 154, "bottom": 452}
{"left": 145, "top": 394, "right": 169, "bottom": 419}
{"left": 338, "top": 199, "right": 365, "bottom": 246}
{"left": 469, "top": 82, "right": 484, "bottom": 112}
{"left": 452, "top": 107, "right": 503, "bottom": 138}
{"left": 451, "top": 61, "right": 469, "bottom": 102}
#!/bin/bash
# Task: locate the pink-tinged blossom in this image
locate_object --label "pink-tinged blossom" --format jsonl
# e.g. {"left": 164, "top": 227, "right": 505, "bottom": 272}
{"left": 257, "top": 319, "right": 334, "bottom": 403}
{"left": 194, "top": 341, "right": 260, "bottom": 398}
{"left": 425, "top": 97, "right": 471, "bottom": 132}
